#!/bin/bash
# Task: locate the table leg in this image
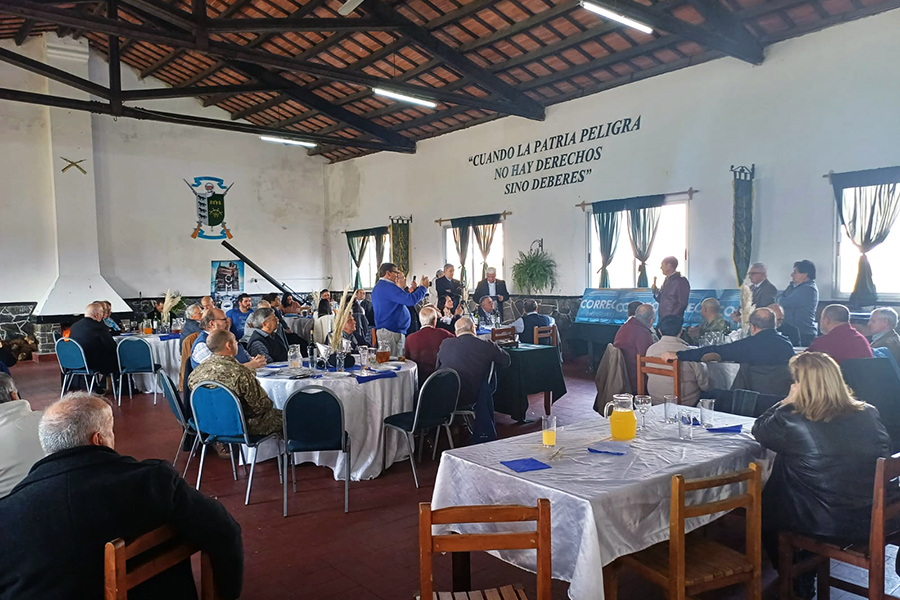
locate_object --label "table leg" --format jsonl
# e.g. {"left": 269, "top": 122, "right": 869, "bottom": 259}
{"left": 451, "top": 551, "right": 471, "bottom": 592}
{"left": 544, "top": 391, "right": 551, "bottom": 415}
{"left": 587, "top": 341, "right": 595, "bottom": 373}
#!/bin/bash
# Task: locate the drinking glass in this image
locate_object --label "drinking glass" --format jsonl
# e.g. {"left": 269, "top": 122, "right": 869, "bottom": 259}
{"left": 335, "top": 351, "right": 346, "bottom": 372}
{"left": 678, "top": 409, "right": 694, "bottom": 441}
{"left": 288, "top": 345, "right": 302, "bottom": 369}
{"left": 359, "top": 346, "right": 370, "bottom": 370}
{"left": 307, "top": 343, "right": 318, "bottom": 372}
{"left": 663, "top": 395, "right": 679, "bottom": 423}
{"left": 634, "top": 395, "right": 651, "bottom": 432}
{"left": 699, "top": 398, "right": 716, "bottom": 428}
{"left": 542, "top": 415, "right": 557, "bottom": 448}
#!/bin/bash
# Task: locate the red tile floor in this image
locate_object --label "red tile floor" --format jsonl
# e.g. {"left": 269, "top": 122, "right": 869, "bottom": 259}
{"left": 12, "top": 358, "right": 890, "bottom": 600}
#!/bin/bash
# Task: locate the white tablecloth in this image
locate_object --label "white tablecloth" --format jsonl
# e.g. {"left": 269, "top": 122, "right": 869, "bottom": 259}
{"left": 249, "top": 362, "right": 418, "bottom": 481}
{"left": 117, "top": 334, "right": 182, "bottom": 393}
{"left": 431, "top": 405, "right": 766, "bottom": 600}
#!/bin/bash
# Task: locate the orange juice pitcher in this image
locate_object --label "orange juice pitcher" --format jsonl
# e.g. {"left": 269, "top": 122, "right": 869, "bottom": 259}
{"left": 603, "top": 394, "right": 637, "bottom": 441}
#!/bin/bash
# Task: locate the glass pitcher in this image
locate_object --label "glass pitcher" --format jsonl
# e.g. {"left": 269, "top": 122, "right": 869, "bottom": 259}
{"left": 287, "top": 345, "right": 303, "bottom": 369}
{"left": 376, "top": 339, "right": 391, "bottom": 363}
{"left": 603, "top": 393, "right": 637, "bottom": 441}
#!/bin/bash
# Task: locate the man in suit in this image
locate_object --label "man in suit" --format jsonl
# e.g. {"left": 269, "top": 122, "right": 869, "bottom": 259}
{"left": 68, "top": 302, "right": 119, "bottom": 378}
{"left": 0, "top": 392, "right": 243, "bottom": 600}
{"left": 476, "top": 295, "right": 499, "bottom": 325}
{"left": 435, "top": 263, "right": 463, "bottom": 312}
{"left": 511, "top": 298, "right": 555, "bottom": 344}
{"left": 869, "top": 307, "right": 900, "bottom": 365}
{"left": 474, "top": 267, "right": 509, "bottom": 319}
{"left": 354, "top": 288, "right": 374, "bottom": 339}
{"left": 405, "top": 305, "right": 454, "bottom": 383}
{"left": 731, "top": 263, "right": 780, "bottom": 326}
{"left": 768, "top": 303, "right": 801, "bottom": 347}
{"left": 437, "top": 317, "right": 511, "bottom": 442}
{"left": 808, "top": 304, "right": 873, "bottom": 364}
{"left": 613, "top": 303, "right": 655, "bottom": 393}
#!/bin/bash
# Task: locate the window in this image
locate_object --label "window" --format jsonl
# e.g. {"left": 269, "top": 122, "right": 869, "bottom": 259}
{"left": 587, "top": 202, "right": 688, "bottom": 288}
{"left": 353, "top": 236, "right": 391, "bottom": 289}
{"left": 836, "top": 216, "right": 900, "bottom": 296}
{"left": 443, "top": 223, "right": 505, "bottom": 289}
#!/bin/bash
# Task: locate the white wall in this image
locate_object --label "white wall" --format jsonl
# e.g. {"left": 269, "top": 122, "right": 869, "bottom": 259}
{"left": 325, "top": 9, "right": 900, "bottom": 300}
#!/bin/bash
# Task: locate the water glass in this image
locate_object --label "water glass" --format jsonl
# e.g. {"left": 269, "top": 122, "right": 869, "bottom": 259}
{"left": 335, "top": 351, "right": 346, "bottom": 372}
{"left": 699, "top": 398, "right": 716, "bottom": 428}
{"left": 663, "top": 395, "right": 679, "bottom": 423}
{"left": 288, "top": 345, "right": 302, "bottom": 369}
{"left": 359, "top": 346, "right": 370, "bottom": 369}
{"left": 542, "top": 415, "right": 557, "bottom": 448}
{"left": 308, "top": 343, "right": 318, "bottom": 372}
{"left": 678, "top": 409, "right": 694, "bottom": 441}
{"left": 634, "top": 395, "right": 651, "bottom": 432}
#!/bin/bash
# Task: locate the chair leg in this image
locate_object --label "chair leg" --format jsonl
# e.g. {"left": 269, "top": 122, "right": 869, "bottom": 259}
{"left": 432, "top": 427, "right": 441, "bottom": 461}
{"left": 816, "top": 557, "right": 830, "bottom": 600}
{"left": 283, "top": 451, "right": 289, "bottom": 518}
{"left": 291, "top": 452, "right": 297, "bottom": 494}
{"left": 382, "top": 424, "right": 388, "bottom": 474}
{"left": 245, "top": 447, "right": 258, "bottom": 506}
{"left": 196, "top": 443, "right": 208, "bottom": 490}
{"left": 174, "top": 429, "right": 187, "bottom": 465}
{"left": 118, "top": 373, "right": 124, "bottom": 406}
{"left": 60, "top": 373, "right": 69, "bottom": 398}
{"left": 544, "top": 391, "right": 551, "bottom": 415}
{"left": 417, "top": 432, "right": 425, "bottom": 463}
{"left": 239, "top": 445, "right": 249, "bottom": 476}
{"left": 128, "top": 374, "right": 133, "bottom": 399}
{"left": 444, "top": 424, "right": 455, "bottom": 450}
{"left": 228, "top": 444, "right": 238, "bottom": 481}
{"left": 778, "top": 533, "right": 794, "bottom": 600}
{"left": 87, "top": 374, "right": 95, "bottom": 394}
{"left": 406, "top": 432, "right": 419, "bottom": 488}
{"left": 183, "top": 435, "right": 200, "bottom": 478}
{"left": 344, "top": 438, "right": 350, "bottom": 514}
{"left": 276, "top": 444, "right": 283, "bottom": 485}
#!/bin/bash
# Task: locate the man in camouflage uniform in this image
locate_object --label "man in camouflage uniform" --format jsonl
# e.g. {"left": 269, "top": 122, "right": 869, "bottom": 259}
{"left": 188, "top": 330, "right": 282, "bottom": 436}
{"left": 685, "top": 297, "right": 732, "bottom": 345}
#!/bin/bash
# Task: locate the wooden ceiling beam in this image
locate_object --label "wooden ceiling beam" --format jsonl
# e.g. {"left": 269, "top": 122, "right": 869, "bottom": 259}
{"left": 13, "top": 19, "right": 35, "bottom": 45}
{"left": 0, "top": 45, "right": 110, "bottom": 98}
{"left": 684, "top": 0, "right": 761, "bottom": 55}
{"left": 204, "top": 17, "right": 401, "bottom": 33}
{"left": 120, "top": 83, "right": 278, "bottom": 100}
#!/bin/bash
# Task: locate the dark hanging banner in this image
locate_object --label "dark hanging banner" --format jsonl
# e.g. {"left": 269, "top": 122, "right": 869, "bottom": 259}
{"left": 731, "top": 164, "right": 755, "bottom": 285}
{"left": 390, "top": 217, "right": 411, "bottom": 275}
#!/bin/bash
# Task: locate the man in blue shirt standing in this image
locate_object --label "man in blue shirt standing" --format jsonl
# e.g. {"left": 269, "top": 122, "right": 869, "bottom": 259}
{"left": 372, "top": 263, "right": 430, "bottom": 356}
{"left": 226, "top": 293, "right": 253, "bottom": 339}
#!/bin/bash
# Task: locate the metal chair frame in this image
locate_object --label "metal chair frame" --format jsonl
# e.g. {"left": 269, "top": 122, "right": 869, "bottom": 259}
{"left": 116, "top": 337, "right": 159, "bottom": 406}
{"left": 56, "top": 337, "right": 112, "bottom": 397}
{"left": 450, "top": 363, "right": 495, "bottom": 438}
{"left": 157, "top": 371, "right": 197, "bottom": 467}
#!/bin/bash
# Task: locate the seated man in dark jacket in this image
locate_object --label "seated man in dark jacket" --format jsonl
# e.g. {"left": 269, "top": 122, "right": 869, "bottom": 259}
{"left": 0, "top": 392, "right": 243, "bottom": 600}
{"left": 68, "top": 302, "right": 119, "bottom": 376}
{"left": 246, "top": 308, "right": 288, "bottom": 364}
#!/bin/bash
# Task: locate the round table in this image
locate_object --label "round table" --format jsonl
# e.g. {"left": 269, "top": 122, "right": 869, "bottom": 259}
{"left": 249, "top": 362, "right": 418, "bottom": 481}
{"left": 116, "top": 334, "right": 182, "bottom": 393}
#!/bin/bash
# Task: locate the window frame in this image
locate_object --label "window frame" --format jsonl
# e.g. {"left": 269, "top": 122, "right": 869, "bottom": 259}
{"left": 442, "top": 223, "right": 506, "bottom": 291}
{"left": 833, "top": 206, "right": 900, "bottom": 301}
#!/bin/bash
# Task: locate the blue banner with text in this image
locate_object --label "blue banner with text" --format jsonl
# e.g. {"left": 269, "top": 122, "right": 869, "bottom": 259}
{"left": 575, "top": 288, "right": 741, "bottom": 326}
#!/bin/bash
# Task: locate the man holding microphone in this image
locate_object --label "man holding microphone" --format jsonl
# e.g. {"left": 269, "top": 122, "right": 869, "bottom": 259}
{"left": 372, "top": 263, "right": 431, "bottom": 356}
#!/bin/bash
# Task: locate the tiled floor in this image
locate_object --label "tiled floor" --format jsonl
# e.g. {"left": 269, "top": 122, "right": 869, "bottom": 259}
{"left": 11, "top": 358, "right": 893, "bottom": 599}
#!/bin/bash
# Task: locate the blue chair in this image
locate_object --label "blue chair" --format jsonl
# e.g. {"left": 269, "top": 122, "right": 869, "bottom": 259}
{"left": 116, "top": 337, "right": 160, "bottom": 406}
{"left": 187, "top": 381, "right": 281, "bottom": 505}
{"left": 56, "top": 338, "right": 111, "bottom": 397}
{"left": 282, "top": 386, "right": 350, "bottom": 517}
{"left": 157, "top": 371, "right": 197, "bottom": 470}
{"left": 383, "top": 368, "right": 460, "bottom": 488}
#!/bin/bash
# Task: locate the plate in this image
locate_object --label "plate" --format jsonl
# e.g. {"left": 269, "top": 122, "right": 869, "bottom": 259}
{"left": 322, "top": 371, "right": 354, "bottom": 378}
{"left": 385, "top": 361, "right": 405, "bottom": 368}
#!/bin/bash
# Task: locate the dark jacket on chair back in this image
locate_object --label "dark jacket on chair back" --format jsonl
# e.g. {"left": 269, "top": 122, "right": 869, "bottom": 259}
{"left": 520, "top": 313, "right": 552, "bottom": 344}
{"left": 0, "top": 445, "right": 243, "bottom": 600}
{"left": 752, "top": 403, "right": 891, "bottom": 541}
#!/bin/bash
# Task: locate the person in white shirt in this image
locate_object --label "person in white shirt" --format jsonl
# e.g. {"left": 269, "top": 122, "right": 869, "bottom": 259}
{"left": 644, "top": 315, "right": 709, "bottom": 406}
{"left": 511, "top": 299, "right": 555, "bottom": 344}
{"left": 0, "top": 373, "right": 44, "bottom": 498}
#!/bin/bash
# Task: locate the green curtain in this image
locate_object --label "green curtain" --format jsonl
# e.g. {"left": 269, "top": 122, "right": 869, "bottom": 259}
{"left": 345, "top": 232, "right": 369, "bottom": 290}
{"left": 373, "top": 228, "right": 389, "bottom": 267}
{"left": 732, "top": 165, "right": 755, "bottom": 285}
{"left": 832, "top": 166, "right": 900, "bottom": 306}
{"left": 450, "top": 218, "right": 472, "bottom": 289}
{"left": 390, "top": 219, "right": 410, "bottom": 274}
{"left": 591, "top": 211, "right": 620, "bottom": 288}
{"left": 627, "top": 207, "right": 661, "bottom": 287}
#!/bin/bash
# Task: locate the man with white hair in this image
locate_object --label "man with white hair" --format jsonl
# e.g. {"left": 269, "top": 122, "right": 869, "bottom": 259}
{"left": 613, "top": 303, "right": 655, "bottom": 393}
{"left": 869, "top": 307, "right": 900, "bottom": 364}
{"left": 68, "top": 302, "right": 119, "bottom": 382}
{"left": 0, "top": 392, "right": 243, "bottom": 600}
{"left": 436, "top": 316, "right": 511, "bottom": 442}
{"left": 180, "top": 303, "right": 203, "bottom": 340}
{"left": 474, "top": 267, "right": 509, "bottom": 319}
{"left": 0, "top": 373, "right": 43, "bottom": 498}
{"left": 190, "top": 308, "right": 265, "bottom": 370}
{"left": 405, "top": 305, "right": 455, "bottom": 383}
{"left": 435, "top": 263, "right": 463, "bottom": 312}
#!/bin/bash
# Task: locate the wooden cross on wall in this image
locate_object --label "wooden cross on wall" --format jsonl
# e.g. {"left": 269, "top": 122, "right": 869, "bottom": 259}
{"left": 60, "top": 157, "right": 87, "bottom": 174}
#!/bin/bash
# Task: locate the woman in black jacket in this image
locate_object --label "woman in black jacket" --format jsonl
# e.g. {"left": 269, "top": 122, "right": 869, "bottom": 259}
{"left": 752, "top": 351, "right": 891, "bottom": 597}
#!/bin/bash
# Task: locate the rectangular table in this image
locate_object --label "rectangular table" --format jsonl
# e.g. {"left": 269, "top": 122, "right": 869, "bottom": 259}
{"left": 431, "top": 405, "right": 766, "bottom": 600}
{"left": 493, "top": 343, "right": 567, "bottom": 421}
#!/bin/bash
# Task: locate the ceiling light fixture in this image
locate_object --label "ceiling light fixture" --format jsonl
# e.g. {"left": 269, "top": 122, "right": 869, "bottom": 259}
{"left": 259, "top": 135, "right": 317, "bottom": 148}
{"left": 580, "top": 1, "right": 653, "bottom": 34}
{"left": 373, "top": 87, "right": 438, "bottom": 109}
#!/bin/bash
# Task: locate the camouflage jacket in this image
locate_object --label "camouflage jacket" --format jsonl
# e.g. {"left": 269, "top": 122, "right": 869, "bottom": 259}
{"left": 188, "top": 354, "right": 282, "bottom": 436}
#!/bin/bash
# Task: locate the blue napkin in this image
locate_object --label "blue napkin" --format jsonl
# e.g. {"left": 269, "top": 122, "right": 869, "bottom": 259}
{"left": 326, "top": 365, "right": 362, "bottom": 373}
{"left": 706, "top": 424, "right": 744, "bottom": 433}
{"left": 356, "top": 370, "right": 398, "bottom": 383}
{"left": 158, "top": 334, "right": 180, "bottom": 341}
{"left": 266, "top": 363, "right": 288, "bottom": 369}
{"left": 681, "top": 414, "right": 702, "bottom": 426}
{"left": 118, "top": 332, "right": 134, "bottom": 337}
{"left": 476, "top": 328, "right": 491, "bottom": 336}
{"left": 501, "top": 458, "right": 551, "bottom": 473}
{"left": 587, "top": 441, "right": 630, "bottom": 456}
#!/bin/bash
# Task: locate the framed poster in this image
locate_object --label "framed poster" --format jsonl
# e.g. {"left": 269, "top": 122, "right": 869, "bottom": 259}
{"left": 211, "top": 260, "right": 244, "bottom": 294}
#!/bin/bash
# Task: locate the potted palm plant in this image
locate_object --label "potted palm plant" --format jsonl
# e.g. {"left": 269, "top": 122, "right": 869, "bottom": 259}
{"left": 512, "top": 246, "right": 558, "bottom": 295}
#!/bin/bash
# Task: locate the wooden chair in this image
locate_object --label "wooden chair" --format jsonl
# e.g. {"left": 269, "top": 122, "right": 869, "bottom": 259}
{"left": 491, "top": 326, "right": 516, "bottom": 343}
{"left": 605, "top": 463, "right": 762, "bottom": 600}
{"left": 179, "top": 332, "right": 199, "bottom": 386}
{"left": 534, "top": 324, "right": 558, "bottom": 347}
{"left": 419, "top": 499, "right": 552, "bottom": 600}
{"left": 778, "top": 453, "right": 900, "bottom": 600}
{"left": 636, "top": 354, "right": 682, "bottom": 400}
{"left": 104, "top": 524, "right": 219, "bottom": 600}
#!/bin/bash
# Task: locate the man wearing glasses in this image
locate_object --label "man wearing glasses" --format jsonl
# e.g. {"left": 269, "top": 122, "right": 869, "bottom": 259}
{"left": 190, "top": 308, "right": 265, "bottom": 370}
{"left": 372, "top": 263, "right": 431, "bottom": 356}
{"left": 731, "top": 262, "right": 779, "bottom": 325}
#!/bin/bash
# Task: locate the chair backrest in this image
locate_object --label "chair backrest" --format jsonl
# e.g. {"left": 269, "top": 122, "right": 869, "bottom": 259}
{"left": 283, "top": 386, "right": 345, "bottom": 452}
{"left": 841, "top": 357, "right": 900, "bottom": 446}
{"left": 732, "top": 363, "right": 793, "bottom": 396}
{"left": 869, "top": 453, "right": 900, "bottom": 564}
{"left": 56, "top": 337, "right": 89, "bottom": 372}
{"left": 636, "top": 354, "right": 682, "bottom": 399}
{"left": 491, "top": 326, "right": 516, "bottom": 343}
{"left": 413, "top": 368, "right": 461, "bottom": 431}
{"left": 180, "top": 332, "right": 200, "bottom": 384}
{"left": 419, "top": 499, "right": 551, "bottom": 600}
{"left": 104, "top": 524, "right": 219, "bottom": 600}
{"left": 669, "top": 463, "right": 762, "bottom": 588}
{"left": 158, "top": 371, "right": 187, "bottom": 427}
{"left": 534, "top": 324, "right": 558, "bottom": 347}
{"left": 594, "top": 343, "right": 629, "bottom": 413}
{"left": 117, "top": 338, "right": 154, "bottom": 373}
{"left": 190, "top": 382, "right": 248, "bottom": 441}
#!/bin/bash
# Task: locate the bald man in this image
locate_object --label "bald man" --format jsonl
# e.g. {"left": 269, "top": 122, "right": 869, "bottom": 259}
{"left": 768, "top": 303, "right": 801, "bottom": 346}
{"left": 0, "top": 393, "right": 243, "bottom": 600}
{"left": 807, "top": 304, "right": 873, "bottom": 364}
{"left": 68, "top": 302, "right": 119, "bottom": 379}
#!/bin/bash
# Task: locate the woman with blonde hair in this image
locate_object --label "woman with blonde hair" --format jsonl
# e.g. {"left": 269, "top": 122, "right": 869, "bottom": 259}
{"left": 752, "top": 352, "right": 891, "bottom": 598}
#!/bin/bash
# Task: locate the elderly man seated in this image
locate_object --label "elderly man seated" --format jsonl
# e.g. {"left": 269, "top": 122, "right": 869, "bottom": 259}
{"left": 614, "top": 303, "right": 655, "bottom": 394}
{"left": 807, "top": 304, "right": 873, "bottom": 364}
{"left": 189, "top": 330, "right": 282, "bottom": 436}
{"left": 868, "top": 307, "right": 900, "bottom": 365}
{"left": 0, "top": 392, "right": 243, "bottom": 600}
{"left": 474, "top": 267, "right": 509, "bottom": 318}
{"left": 405, "top": 305, "right": 454, "bottom": 383}
{"left": 180, "top": 303, "right": 203, "bottom": 340}
{"left": 645, "top": 316, "right": 709, "bottom": 406}
{"left": 191, "top": 308, "right": 265, "bottom": 370}
{"left": 511, "top": 299, "right": 555, "bottom": 344}
{"left": 0, "top": 373, "right": 43, "bottom": 498}
{"left": 97, "top": 300, "right": 122, "bottom": 333}
{"left": 325, "top": 313, "right": 369, "bottom": 354}
{"left": 246, "top": 308, "right": 288, "bottom": 364}
{"left": 685, "top": 297, "right": 730, "bottom": 345}
{"left": 477, "top": 295, "right": 499, "bottom": 325}
{"left": 68, "top": 302, "right": 119, "bottom": 386}
{"left": 768, "top": 303, "right": 801, "bottom": 347}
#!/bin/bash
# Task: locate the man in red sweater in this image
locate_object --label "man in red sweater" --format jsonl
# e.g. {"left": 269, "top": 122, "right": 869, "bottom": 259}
{"left": 807, "top": 304, "right": 872, "bottom": 363}
{"left": 405, "top": 305, "right": 454, "bottom": 384}
{"left": 614, "top": 303, "right": 656, "bottom": 393}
